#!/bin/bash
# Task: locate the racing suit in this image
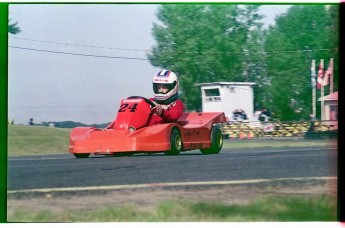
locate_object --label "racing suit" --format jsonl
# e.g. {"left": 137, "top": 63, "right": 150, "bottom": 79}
{"left": 148, "top": 99, "right": 184, "bottom": 126}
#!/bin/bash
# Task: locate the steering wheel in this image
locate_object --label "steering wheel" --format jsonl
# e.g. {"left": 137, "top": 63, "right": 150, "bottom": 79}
{"left": 127, "top": 96, "right": 156, "bottom": 107}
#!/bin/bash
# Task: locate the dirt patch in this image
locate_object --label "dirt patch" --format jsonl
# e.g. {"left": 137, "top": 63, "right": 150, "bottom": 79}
{"left": 7, "top": 178, "right": 337, "bottom": 216}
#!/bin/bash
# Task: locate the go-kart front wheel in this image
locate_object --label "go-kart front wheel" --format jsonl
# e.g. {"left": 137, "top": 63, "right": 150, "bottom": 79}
{"left": 165, "top": 128, "right": 182, "bottom": 156}
{"left": 200, "top": 126, "right": 223, "bottom": 155}
{"left": 74, "top": 153, "right": 90, "bottom": 158}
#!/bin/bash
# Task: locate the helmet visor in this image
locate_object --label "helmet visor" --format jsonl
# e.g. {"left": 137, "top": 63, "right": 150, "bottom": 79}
{"left": 153, "top": 82, "right": 176, "bottom": 94}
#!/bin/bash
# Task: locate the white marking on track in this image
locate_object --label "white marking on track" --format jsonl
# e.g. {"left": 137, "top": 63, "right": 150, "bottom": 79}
{"left": 8, "top": 176, "right": 337, "bottom": 194}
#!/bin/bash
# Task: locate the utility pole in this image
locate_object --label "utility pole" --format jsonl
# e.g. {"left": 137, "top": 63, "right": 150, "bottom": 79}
{"left": 311, "top": 59, "right": 316, "bottom": 118}
{"left": 330, "top": 58, "right": 334, "bottom": 94}
{"left": 320, "top": 59, "right": 325, "bottom": 120}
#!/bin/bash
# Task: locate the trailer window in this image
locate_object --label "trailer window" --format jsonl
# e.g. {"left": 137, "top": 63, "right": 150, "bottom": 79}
{"left": 204, "top": 88, "right": 221, "bottom": 102}
{"left": 204, "top": 88, "right": 220, "bottom": 97}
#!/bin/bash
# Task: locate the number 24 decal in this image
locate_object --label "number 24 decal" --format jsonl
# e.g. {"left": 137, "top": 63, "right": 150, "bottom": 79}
{"left": 118, "top": 103, "right": 138, "bottom": 112}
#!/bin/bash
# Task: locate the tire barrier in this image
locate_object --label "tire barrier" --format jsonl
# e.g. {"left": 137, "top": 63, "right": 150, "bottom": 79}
{"left": 221, "top": 120, "right": 338, "bottom": 139}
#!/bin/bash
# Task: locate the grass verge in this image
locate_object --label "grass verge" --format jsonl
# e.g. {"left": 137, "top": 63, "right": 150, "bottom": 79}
{"left": 222, "top": 138, "right": 334, "bottom": 150}
{"left": 8, "top": 195, "right": 336, "bottom": 222}
{"left": 8, "top": 125, "right": 71, "bottom": 156}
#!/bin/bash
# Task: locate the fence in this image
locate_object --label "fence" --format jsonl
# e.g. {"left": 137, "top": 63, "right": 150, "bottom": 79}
{"left": 221, "top": 120, "right": 338, "bottom": 138}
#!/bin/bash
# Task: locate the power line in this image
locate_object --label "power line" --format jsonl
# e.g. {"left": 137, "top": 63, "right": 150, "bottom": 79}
{"left": 176, "top": 48, "right": 338, "bottom": 55}
{"left": 9, "top": 44, "right": 338, "bottom": 63}
{"left": 9, "top": 36, "right": 337, "bottom": 56}
{"left": 8, "top": 105, "right": 117, "bottom": 109}
{"left": 10, "top": 36, "right": 150, "bottom": 52}
{"left": 9, "top": 46, "right": 150, "bottom": 61}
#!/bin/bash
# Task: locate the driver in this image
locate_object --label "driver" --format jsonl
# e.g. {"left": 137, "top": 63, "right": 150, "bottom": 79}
{"left": 148, "top": 70, "right": 184, "bottom": 126}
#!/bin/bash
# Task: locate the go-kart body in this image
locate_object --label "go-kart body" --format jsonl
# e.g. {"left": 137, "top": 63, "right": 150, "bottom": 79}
{"left": 69, "top": 97, "right": 226, "bottom": 157}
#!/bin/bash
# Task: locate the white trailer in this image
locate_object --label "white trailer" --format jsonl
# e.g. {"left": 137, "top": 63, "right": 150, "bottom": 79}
{"left": 197, "top": 82, "right": 255, "bottom": 121}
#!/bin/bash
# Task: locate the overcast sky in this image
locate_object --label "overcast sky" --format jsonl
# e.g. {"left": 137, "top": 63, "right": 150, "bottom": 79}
{"left": 8, "top": 4, "right": 291, "bottom": 125}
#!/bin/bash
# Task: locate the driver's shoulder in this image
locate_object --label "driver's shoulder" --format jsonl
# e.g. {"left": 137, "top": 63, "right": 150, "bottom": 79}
{"left": 175, "top": 100, "right": 184, "bottom": 106}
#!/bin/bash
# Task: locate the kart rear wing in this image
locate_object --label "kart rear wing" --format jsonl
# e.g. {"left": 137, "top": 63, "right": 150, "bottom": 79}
{"left": 177, "top": 112, "right": 226, "bottom": 128}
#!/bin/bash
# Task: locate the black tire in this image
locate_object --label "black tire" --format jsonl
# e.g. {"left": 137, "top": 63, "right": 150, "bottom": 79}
{"left": 74, "top": 153, "right": 90, "bottom": 158}
{"left": 200, "top": 126, "right": 223, "bottom": 155}
{"left": 165, "top": 128, "right": 182, "bottom": 156}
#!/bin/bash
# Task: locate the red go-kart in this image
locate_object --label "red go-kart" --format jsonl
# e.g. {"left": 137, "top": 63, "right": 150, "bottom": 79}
{"left": 69, "top": 96, "right": 227, "bottom": 158}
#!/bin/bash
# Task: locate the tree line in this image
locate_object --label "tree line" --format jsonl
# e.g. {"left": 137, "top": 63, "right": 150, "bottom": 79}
{"left": 148, "top": 4, "right": 339, "bottom": 121}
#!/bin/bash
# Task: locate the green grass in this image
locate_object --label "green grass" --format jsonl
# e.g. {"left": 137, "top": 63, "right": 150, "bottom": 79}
{"left": 7, "top": 125, "right": 71, "bottom": 156}
{"left": 222, "top": 138, "right": 334, "bottom": 150}
{"left": 8, "top": 195, "right": 337, "bottom": 222}
{"left": 7, "top": 125, "right": 334, "bottom": 157}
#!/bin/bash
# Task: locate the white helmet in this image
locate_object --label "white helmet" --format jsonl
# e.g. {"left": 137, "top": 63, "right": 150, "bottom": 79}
{"left": 152, "top": 70, "right": 179, "bottom": 104}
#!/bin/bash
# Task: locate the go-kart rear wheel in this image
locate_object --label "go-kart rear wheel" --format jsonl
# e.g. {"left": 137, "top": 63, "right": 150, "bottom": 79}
{"left": 200, "top": 126, "right": 223, "bottom": 155}
{"left": 165, "top": 128, "right": 182, "bottom": 156}
{"left": 74, "top": 153, "right": 90, "bottom": 158}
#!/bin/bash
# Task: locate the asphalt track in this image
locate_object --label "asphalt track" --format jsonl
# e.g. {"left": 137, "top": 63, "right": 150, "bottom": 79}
{"left": 7, "top": 144, "right": 337, "bottom": 192}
